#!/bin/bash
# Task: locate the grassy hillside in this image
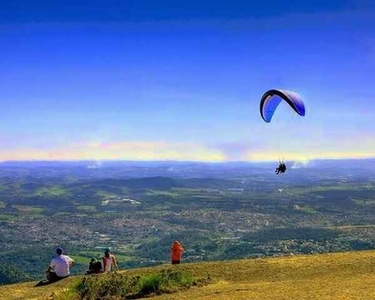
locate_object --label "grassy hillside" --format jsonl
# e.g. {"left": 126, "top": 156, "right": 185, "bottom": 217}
{"left": 2, "top": 250, "right": 375, "bottom": 299}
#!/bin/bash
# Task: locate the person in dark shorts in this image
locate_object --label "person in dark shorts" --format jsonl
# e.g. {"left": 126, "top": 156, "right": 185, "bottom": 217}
{"left": 36, "top": 247, "right": 75, "bottom": 286}
{"left": 48, "top": 247, "right": 75, "bottom": 282}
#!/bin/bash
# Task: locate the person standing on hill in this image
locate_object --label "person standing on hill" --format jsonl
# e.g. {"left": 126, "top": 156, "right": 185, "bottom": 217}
{"left": 48, "top": 247, "right": 75, "bottom": 282}
{"left": 102, "top": 248, "right": 119, "bottom": 272}
{"left": 171, "top": 241, "right": 184, "bottom": 265}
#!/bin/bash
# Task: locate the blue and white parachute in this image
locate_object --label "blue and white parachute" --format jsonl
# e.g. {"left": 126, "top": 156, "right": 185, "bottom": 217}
{"left": 260, "top": 89, "right": 305, "bottom": 123}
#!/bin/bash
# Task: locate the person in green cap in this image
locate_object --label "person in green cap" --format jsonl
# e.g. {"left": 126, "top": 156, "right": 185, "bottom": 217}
{"left": 102, "top": 248, "right": 119, "bottom": 272}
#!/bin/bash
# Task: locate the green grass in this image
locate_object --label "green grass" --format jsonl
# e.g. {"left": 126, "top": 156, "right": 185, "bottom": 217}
{"left": 75, "top": 252, "right": 134, "bottom": 264}
{"left": 70, "top": 255, "right": 93, "bottom": 265}
{"left": 0, "top": 201, "right": 5, "bottom": 209}
{"left": 148, "top": 204, "right": 171, "bottom": 211}
{"left": 6, "top": 251, "right": 375, "bottom": 300}
{"left": 191, "top": 195, "right": 221, "bottom": 199}
{"left": 146, "top": 190, "right": 181, "bottom": 198}
{"left": 136, "top": 270, "right": 195, "bottom": 295}
{"left": 94, "top": 190, "right": 117, "bottom": 198}
{"left": 289, "top": 185, "right": 366, "bottom": 196}
{"left": 351, "top": 198, "right": 375, "bottom": 206}
{"left": 296, "top": 205, "right": 317, "bottom": 214}
{"left": 327, "top": 224, "right": 375, "bottom": 230}
{"left": 76, "top": 270, "right": 202, "bottom": 300}
{"left": 76, "top": 251, "right": 103, "bottom": 259}
{"left": 34, "top": 186, "right": 68, "bottom": 197}
{"left": 114, "top": 254, "right": 134, "bottom": 262}
{"left": 171, "top": 187, "right": 203, "bottom": 193}
{"left": 76, "top": 206, "right": 97, "bottom": 213}
{"left": 94, "top": 189, "right": 130, "bottom": 199}
{"left": 0, "top": 214, "right": 18, "bottom": 221}
{"left": 12, "top": 205, "right": 44, "bottom": 214}
{"left": 53, "top": 212, "right": 72, "bottom": 217}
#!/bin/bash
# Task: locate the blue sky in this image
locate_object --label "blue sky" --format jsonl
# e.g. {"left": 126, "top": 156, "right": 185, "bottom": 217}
{"left": 1, "top": 1, "right": 375, "bottom": 161}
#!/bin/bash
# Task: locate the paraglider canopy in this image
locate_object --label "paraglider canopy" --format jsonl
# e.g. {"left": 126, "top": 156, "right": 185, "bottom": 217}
{"left": 260, "top": 89, "right": 305, "bottom": 123}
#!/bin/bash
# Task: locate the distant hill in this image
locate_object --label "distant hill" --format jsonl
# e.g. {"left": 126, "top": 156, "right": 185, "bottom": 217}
{"left": 3, "top": 251, "right": 375, "bottom": 299}
{"left": 0, "top": 262, "right": 32, "bottom": 285}
{"left": 92, "top": 176, "right": 238, "bottom": 190}
{"left": 98, "top": 176, "right": 182, "bottom": 190}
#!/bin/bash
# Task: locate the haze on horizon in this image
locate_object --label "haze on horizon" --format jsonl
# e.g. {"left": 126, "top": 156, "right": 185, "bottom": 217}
{"left": 1, "top": 1, "right": 375, "bottom": 162}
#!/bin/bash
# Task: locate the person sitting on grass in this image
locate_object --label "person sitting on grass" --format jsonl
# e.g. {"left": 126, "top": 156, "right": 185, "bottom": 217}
{"left": 37, "top": 247, "right": 75, "bottom": 286}
{"left": 86, "top": 258, "right": 102, "bottom": 275}
{"left": 48, "top": 247, "right": 75, "bottom": 282}
{"left": 102, "top": 248, "right": 119, "bottom": 272}
{"left": 171, "top": 241, "right": 184, "bottom": 265}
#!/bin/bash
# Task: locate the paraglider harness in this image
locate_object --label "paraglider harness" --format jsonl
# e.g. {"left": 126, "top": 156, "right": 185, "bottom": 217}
{"left": 275, "top": 159, "right": 286, "bottom": 175}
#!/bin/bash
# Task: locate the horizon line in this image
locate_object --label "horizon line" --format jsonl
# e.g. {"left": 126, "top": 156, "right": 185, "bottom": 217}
{"left": 1, "top": 157, "right": 375, "bottom": 164}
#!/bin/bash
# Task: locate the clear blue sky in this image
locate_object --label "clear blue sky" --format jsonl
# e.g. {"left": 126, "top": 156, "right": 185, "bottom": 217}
{"left": 1, "top": 1, "right": 375, "bottom": 161}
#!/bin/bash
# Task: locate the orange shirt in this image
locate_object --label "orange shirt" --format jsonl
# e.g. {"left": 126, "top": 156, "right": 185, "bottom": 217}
{"left": 171, "top": 243, "right": 184, "bottom": 261}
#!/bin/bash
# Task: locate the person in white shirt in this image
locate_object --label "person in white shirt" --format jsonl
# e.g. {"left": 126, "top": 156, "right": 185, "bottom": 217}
{"left": 102, "top": 248, "right": 119, "bottom": 272}
{"left": 48, "top": 247, "right": 75, "bottom": 282}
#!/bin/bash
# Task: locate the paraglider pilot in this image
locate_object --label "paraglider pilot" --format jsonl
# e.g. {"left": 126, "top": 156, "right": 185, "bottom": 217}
{"left": 275, "top": 160, "right": 286, "bottom": 175}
